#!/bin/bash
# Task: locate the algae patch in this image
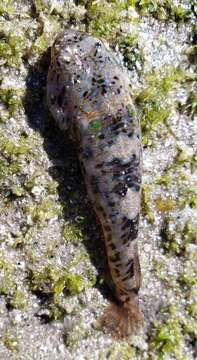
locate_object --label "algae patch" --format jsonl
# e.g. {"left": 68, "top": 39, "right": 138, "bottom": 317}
{"left": 24, "top": 198, "right": 63, "bottom": 226}
{"left": 136, "top": 67, "right": 185, "bottom": 144}
{"left": 1, "top": 330, "right": 19, "bottom": 353}
{"left": 135, "top": 0, "right": 190, "bottom": 21}
{"left": 0, "top": 32, "right": 25, "bottom": 67}
{"left": 150, "top": 317, "right": 184, "bottom": 359}
{"left": 155, "top": 196, "right": 176, "bottom": 212}
{"left": 0, "top": 251, "right": 16, "bottom": 296}
{"left": 161, "top": 217, "right": 197, "bottom": 255}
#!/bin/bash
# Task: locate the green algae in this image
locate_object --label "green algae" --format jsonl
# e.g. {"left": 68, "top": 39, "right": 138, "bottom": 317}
{"left": 10, "top": 227, "right": 36, "bottom": 249}
{"left": 187, "top": 302, "right": 197, "bottom": 319}
{"left": 0, "top": 158, "right": 21, "bottom": 187}
{"left": 24, "top": 166, "right": 57, "bottom": 198}
{"left": 178, "top": 90, "right": 197, "bottom": 118}
{"left": 24, "top": 170, "right": 43, "bottom": 190}
{"left": 141, "top": 104, "right": 169, "bottom": 144}
{"left": 179, "top": 271, "right": 197, "bottom": 287}
{"left": 63, "top": 320, "right": 90, "bottom": 349}
{"left": 24, "top": 198, "right": 63, "bottom": 225}
{"left": 30, "top": 13, "right": 60, "bottom": 57}
{"left": 162, "top": 303, "right": 197, "bottom": 356}
{"left": 107, "top": 342, "right": 136, "bottom": 360}
{"left": 178, "top": 246, "right": 197, "bottom": 289}
{"left": 152, "top": 256, "right": 167, "bottom": 278}
{"left": 33, "top": 0, "right": 51, "bottom": 14}
{"left": 0, "top": 87, "right": 24, "bottom": 115}
{"left": 182, "top": 317, "right": 197, "bottom": 342}
{"left": 136, "top": 67, "right": 184, "bottom": 144}
{"left": 2, "top": 137, "right": 29, "bottom": 156}
{"left": 32, "top": 33, "right": 49, "bottom": 53}
{"left": 47, "top": 302, "right": 65, "bottom": 321}
{"left": 85, "top": 0, "right": 138, "bottom": 42}
{"left": 52, "top": 272, "right": 84, "bottom": 295}
{"left": 136, "top": 0, "right": 189, "bottom": 21}
{"left": 154, "top": 174, "right": 171, "bottom": 187}
{"left": 81, "top": 0, "right": 190, "bottom": 29}
{"left": 0, "top": 133, "right": 31, "bottom": 161}
{"left": 174, "top": 148, "right": 196, "bottom": 171}
{"left": 10, "top": 288, "right": 28, "bottom": 310}
{"left": 28, "top": 255, "right": 95, "bottom": 297}
{"left": 185, "top": 91, "right": 197, "bottom": 118}
{"left": 89, "top": 118, "right": 103, "bottom": 134}
{"left": 0, "top": 251, "right": 16, "bottom": 296}
{"left": 0, "top": 32, "right": 25, "bottom": 67}
{"left": 183, "top": 221, "right": 197, "bottom": 245}
{"left": 185, "top": 44, "right": 197, "bottom": 64}
{"left": 28, "top": 264, "right": 62, "bottom": 294}
{"left": 187, "top": 286, "right": 197, "bottom": 318}
{"left": 26, "top": 243, "right": 97, "bottom": 322}
{"left": 46, "top": 179, "right": 58, "bottom": 194}
{"left": 28, "top": 260, "right": 95, "bottom": 322}
{"left": 147, "top": 67, "right": 184, "bottom": 95}
{"left": 172, "top": 5, "right": 189, "bottom": 22}
{"left": 0, "top": 0, "right": 14, "bottom": 16}
{"left": 33, "top": 0, "right": 70, "bottom": 18}
{"left": 1, "top": 330, "right": 19, "bottom": 353}
{"left": 179, "top": 184, "right": 197, "bottom": 209}
{"left": 127, "top": 103, "right": 136, "bottom": 118}
{"left": 0, "top": 160, "right": 8, "bottom": 182}
{"left": 141, "top": 184, "right": 154, "bottom": 223}
{"left": 63, "top": 223, "right": 83, "bottom": 242}
{"left": 118, "top": 32, "right": 143, "bottom": 71}
{"left": 118, "top": 32, "right": 138, "bottom": 54}
{"left": 155, "top": 196, "right": 176, "bottom": 212}
{"left": 150, "top": 317, "right": 184, "bottom": 360}
{"left": 0, "top": 252, "right": 28, "bottom": 310}
{"left": 10, "top": 185, "right": 25, "bottom": 197}
{"left": 66, "top": 252, "right": 97, "bottom": 289}
{"left": 161, "top": 218, "right": 197, "bottom": 255}
{"left": 154, "top": 163, "right": 196, "bottom": 212}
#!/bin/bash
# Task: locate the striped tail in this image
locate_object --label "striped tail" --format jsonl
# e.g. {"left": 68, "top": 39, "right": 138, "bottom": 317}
{"left": 98, "top": 297, "right": 143, "bottom": 338}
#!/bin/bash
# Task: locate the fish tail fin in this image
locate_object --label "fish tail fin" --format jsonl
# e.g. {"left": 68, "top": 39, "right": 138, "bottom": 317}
{"left": 98, "top": 298, "right": 143, "bottom": 338}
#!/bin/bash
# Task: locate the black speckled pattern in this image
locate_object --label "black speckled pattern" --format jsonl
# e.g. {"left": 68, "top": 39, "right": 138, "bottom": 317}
{"left": 47, "top": 29, "right": 142, "bottom": 303}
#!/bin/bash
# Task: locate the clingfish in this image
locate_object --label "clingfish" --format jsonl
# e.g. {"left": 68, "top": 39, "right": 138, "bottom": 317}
{"left": 47, "top": 29, "right": 143, "bottom": 337}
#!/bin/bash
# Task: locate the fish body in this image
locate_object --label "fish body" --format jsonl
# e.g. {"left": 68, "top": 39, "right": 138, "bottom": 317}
{"left": 47, "top": 29, "right": 142, "bottom": 336}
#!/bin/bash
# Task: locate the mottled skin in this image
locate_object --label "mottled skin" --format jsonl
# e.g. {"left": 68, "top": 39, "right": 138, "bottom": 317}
{"left": 47, "top": 30, "right": 142, "bottom": 337}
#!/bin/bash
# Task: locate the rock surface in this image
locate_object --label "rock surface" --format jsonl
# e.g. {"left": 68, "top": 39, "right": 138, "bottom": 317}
{"left": 0, "top": 1, "right": 196, "bottom": 359}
